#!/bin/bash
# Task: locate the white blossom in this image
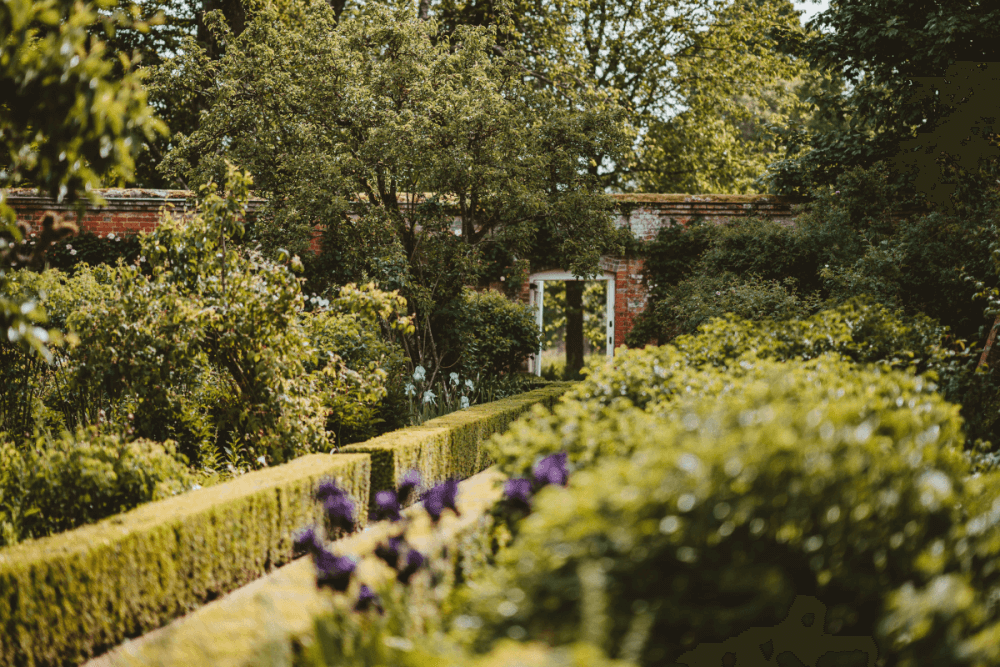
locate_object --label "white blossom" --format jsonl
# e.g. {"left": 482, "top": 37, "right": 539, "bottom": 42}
{"left": 422, "top": 389, "right": 436, "bottom": 405}
{"left": 405, "top": 383, "right": 416, "bottom": 397}
{"left": 412, "top": 365, "right": 426, "bottom": 382}
{"left": 450, "top": 372, "right": 459, "bottom": 385}
{"left": 460, "top": 396, "right": 470, "bottom": 409}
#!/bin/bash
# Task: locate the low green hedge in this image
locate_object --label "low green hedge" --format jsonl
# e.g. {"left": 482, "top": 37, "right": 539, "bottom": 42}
{"left": 0, "top": 382, "right": 572, "bottom": 667}
{"left": 0, "top": 453, "right": 371, "bottom": 667}
{"left": 342, "top": 383, "right": 573, "bottom": 505}
{"left": 91, "top": 467, "right": 511, "bottom": 667}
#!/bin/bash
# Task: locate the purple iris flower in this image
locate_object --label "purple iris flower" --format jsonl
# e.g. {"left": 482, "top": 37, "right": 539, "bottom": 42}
{"left": 293, "top": 525, "right": 323, "bottom": 556}
{"left": 374, "top": 535, "right": 405, "bottom": 569}
{"left": 324, "top": 492, "right": 356, "bottom": 534}
{"left": 354, "top": 584, "right": 384, "bottom": 614}
{"left": 397, "top": 548, "right": 425, "bottom": 584}
{"left": 533, "top": 452, "right": 569, "bottom": 488}
{"left": 316, "top": 478, "right": 345, "bottom": 503}
{"left": 423, "top": 479, "right": 460, "bottom": 523}
{"left": 314, "top": 547, "right": 356, "bottom": 592}
{"left": 504, "top": 477, "right": 533, "bottom": 514}
{"left": 373, "top": 490, "right": 402, "bottom": 522}
{"left": 398, "top": 469, "right": 421, "bottom": 506}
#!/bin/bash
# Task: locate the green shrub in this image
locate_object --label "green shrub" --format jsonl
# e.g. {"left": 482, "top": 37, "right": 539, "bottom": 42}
{"left": 455, "top": 288, "right": 540, "bottom": 378}
{"left": 626, "top": 271, "right": 822, "bottom": 346}
{"left": 698, "top": 215, "right": 825, "bottom": 294}
{"left": 471, "top": 354, "right": 970, "bottom": 664}
{"left": 0, "top": 426, "right": 194, "bottom": 546}
{"left": 44, "top": 230, "right": 142, "bottom": 273}
{"left": 632, "top": 162, "right": 1000, "bottom": 350}
{"left": 55, "top": 168, "right": 410, "bottom": 466}
{"left": 303, "top": 283, "right": 411, "bottom": 444}
{"left": 616, "top": 296, "right": 996, "bottom": 445}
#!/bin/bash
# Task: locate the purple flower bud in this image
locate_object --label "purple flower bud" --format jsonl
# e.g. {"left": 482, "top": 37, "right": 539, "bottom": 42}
{"left": 397, "top": 548, "right": 425, "bottom": 584}
{"left": 503, "top": 477, "right": 533, "bottom": 514}
{"left": 316, "top": 478, "right": 346, "bottom": 503}
{"left": 398, "top": 469, "right": 421, "bottom": 506}
{"left": 324, "top": 493, "right": 356, "bottom": 534}
{"left": 423, "top": 479, "right": 460, "bottom": 523}
{"left": 533, "top": 452, "right": 569, "bottom": 489}
{"left": 354, "top": 584, "right": 384, "bottom": 614}
{"left": 314, "top": 547, "right": 356, "bottom": 592}
{"left": 293, "top": 525, "right": 323, "bottom": 555}
{"left": 373, "top": 490, "right": 402, "bottom": 522}
{"left": 375, "top": 535, "right": 405, "bottom": 569}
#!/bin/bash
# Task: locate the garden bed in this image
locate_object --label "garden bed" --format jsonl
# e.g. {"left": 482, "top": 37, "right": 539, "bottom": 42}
{"left": 0, "top": 382, "right": 572, "bottom": 667}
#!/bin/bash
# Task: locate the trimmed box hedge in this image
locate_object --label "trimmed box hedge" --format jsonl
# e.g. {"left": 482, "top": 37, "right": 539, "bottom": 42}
{"left": 0, "top": 381, "right": 573, "bottom": 667}
{"left": 342, "top": 382, "right": 573, "bottom": 505}
{"left": 0, "top": 453, "right": 371, "bottom": 667}
{"left": 89, "top": 466, "right": 510, "bottom": 667}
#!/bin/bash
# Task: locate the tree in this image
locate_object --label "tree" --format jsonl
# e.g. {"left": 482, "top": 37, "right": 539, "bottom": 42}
{"left": 159, "top": 1, "right": 628, "bottom": 380}
{"left": 762, "top": 0, "right": 1000, "bottom": 199}
{"left": 433, "top": 0, "right": 811, "bottom": 193}
{"left": 1, "top": 0, "right": 166, "bottom": 358}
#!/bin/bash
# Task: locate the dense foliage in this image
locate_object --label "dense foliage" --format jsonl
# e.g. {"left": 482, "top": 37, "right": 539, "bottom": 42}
{"left": 1, "top": 0, "right": 165, "bottom": 356}
{"left": 0, "top": 427, "right": 193, "bottom": 546}
{"left": 631, "top": 163, "right": 1000, "bottom": 352}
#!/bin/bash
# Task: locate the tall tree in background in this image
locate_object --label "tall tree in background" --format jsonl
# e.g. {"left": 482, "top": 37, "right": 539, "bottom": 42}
{"left": 158, "top": 1, "right": 628, "bottom": 375}
{"left": 762, "top": 0, "right": 1000, "bottom": 198}
{"left": 433, "top": 0, "right": 812, "bottom": 193}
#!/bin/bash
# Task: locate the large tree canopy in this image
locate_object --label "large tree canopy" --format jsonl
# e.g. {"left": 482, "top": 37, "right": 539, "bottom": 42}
{"left": 433, "top": 0, "right": 815, "bottom": 193}
{"left": 158, "top": 0, "right": 628, "bottom": 369}
{"left": 762, "top": 0, "right": 1000, "bottom": 199}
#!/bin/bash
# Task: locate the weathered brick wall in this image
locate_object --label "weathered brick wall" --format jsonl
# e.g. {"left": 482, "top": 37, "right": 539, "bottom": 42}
{"left": 4, "top": 188, "right": 274, "bottom": 245}
{"left": 9, "top": 189, "right": 890, "bottom": 350}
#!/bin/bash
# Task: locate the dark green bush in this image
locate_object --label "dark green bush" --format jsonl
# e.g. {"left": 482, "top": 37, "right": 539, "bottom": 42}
{"left": 472, "top": 354, "right": 971, "bottom": 665}
{"left": 454, "top": 288, "right": 540, "bottom": 378}
{"left": 0, "top": 426, "right": 195, "bottom": 546}
{"left": 626, "top": 271, "right": 822, "bottom": 346}
{"left": 43, "top": 230, "right": 142, "bottom": 273}
{"left": 632, "top": 162, "right": 1000, "bottom": 350}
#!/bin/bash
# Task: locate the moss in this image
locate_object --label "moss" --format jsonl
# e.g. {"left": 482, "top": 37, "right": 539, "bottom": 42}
{"left": 0, "top": 453, "right": 370, "bottom": 667}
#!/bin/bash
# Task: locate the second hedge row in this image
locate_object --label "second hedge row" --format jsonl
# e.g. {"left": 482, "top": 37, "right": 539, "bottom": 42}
{"left": 0, "top": 382, "right": 573, "bottom": 667}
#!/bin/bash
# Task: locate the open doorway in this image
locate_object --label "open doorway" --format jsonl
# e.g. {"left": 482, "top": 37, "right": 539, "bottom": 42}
{"left": 528, "top": 270, "right": 615, "bottom": 378}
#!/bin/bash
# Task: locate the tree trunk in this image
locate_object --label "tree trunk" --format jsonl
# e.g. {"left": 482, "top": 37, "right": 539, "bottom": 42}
{"left": 565, "top": 280, "right": 584, "bottom": 378}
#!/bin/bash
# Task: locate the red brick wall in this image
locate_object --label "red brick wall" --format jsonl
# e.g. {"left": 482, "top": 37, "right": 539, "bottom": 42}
{"left": 4, "top": 190, "right": 927, "bottom": 352}
{"left": 4, "top": 188, "right": 276, "bottom": 245}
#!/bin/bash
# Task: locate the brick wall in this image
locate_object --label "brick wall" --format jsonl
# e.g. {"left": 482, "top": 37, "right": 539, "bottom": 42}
{"left": 3, "top": 189, "right": 922, "bottom": 351}
{"left": 4, "top": 188, "right": 274, "bottom": 245}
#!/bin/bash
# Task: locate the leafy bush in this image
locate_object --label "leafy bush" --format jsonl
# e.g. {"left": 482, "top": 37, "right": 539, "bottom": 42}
{"left": 43, "top": 230, "right": 142, "bottom": 273}
{"left": 633, "top": 163, "right": 1000, "bottom": 351}
{"left": 453, "top": 288, "right": 540, "bottom": 379}
{"left": 0, "top": 426, "right": 194, "bottom": 546}
{"left": 0, "top": 266, "right": 117, "bottom": 437}
{"left": 626, "top": 271, "right": 822, "bottom": 346}
{"left": 471, "top": 354, "right": 970, "bottom": 664}
{"left": 622, "top": 296, "right": 997, "bottom": 445}
{"left": 303, "top": 283, "right": 411, "bottom": 445}
{"left": 49, "top": 168, "right": 410, "bottom": 467}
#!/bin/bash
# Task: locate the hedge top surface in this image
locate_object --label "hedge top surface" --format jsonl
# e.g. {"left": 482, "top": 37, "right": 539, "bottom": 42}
{"left": 0, "top": 452, "right": 369, "bottom": 565}
{"left": 342, "top": 383, "right": 575, "bottom": 453}
{"left": 90, "top": 466, "right": 510, "bottom": 667}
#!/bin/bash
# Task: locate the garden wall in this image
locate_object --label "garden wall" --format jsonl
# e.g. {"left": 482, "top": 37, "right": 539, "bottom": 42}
{"left": 4, "top": 189, "right": 809, "bottom": 348}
